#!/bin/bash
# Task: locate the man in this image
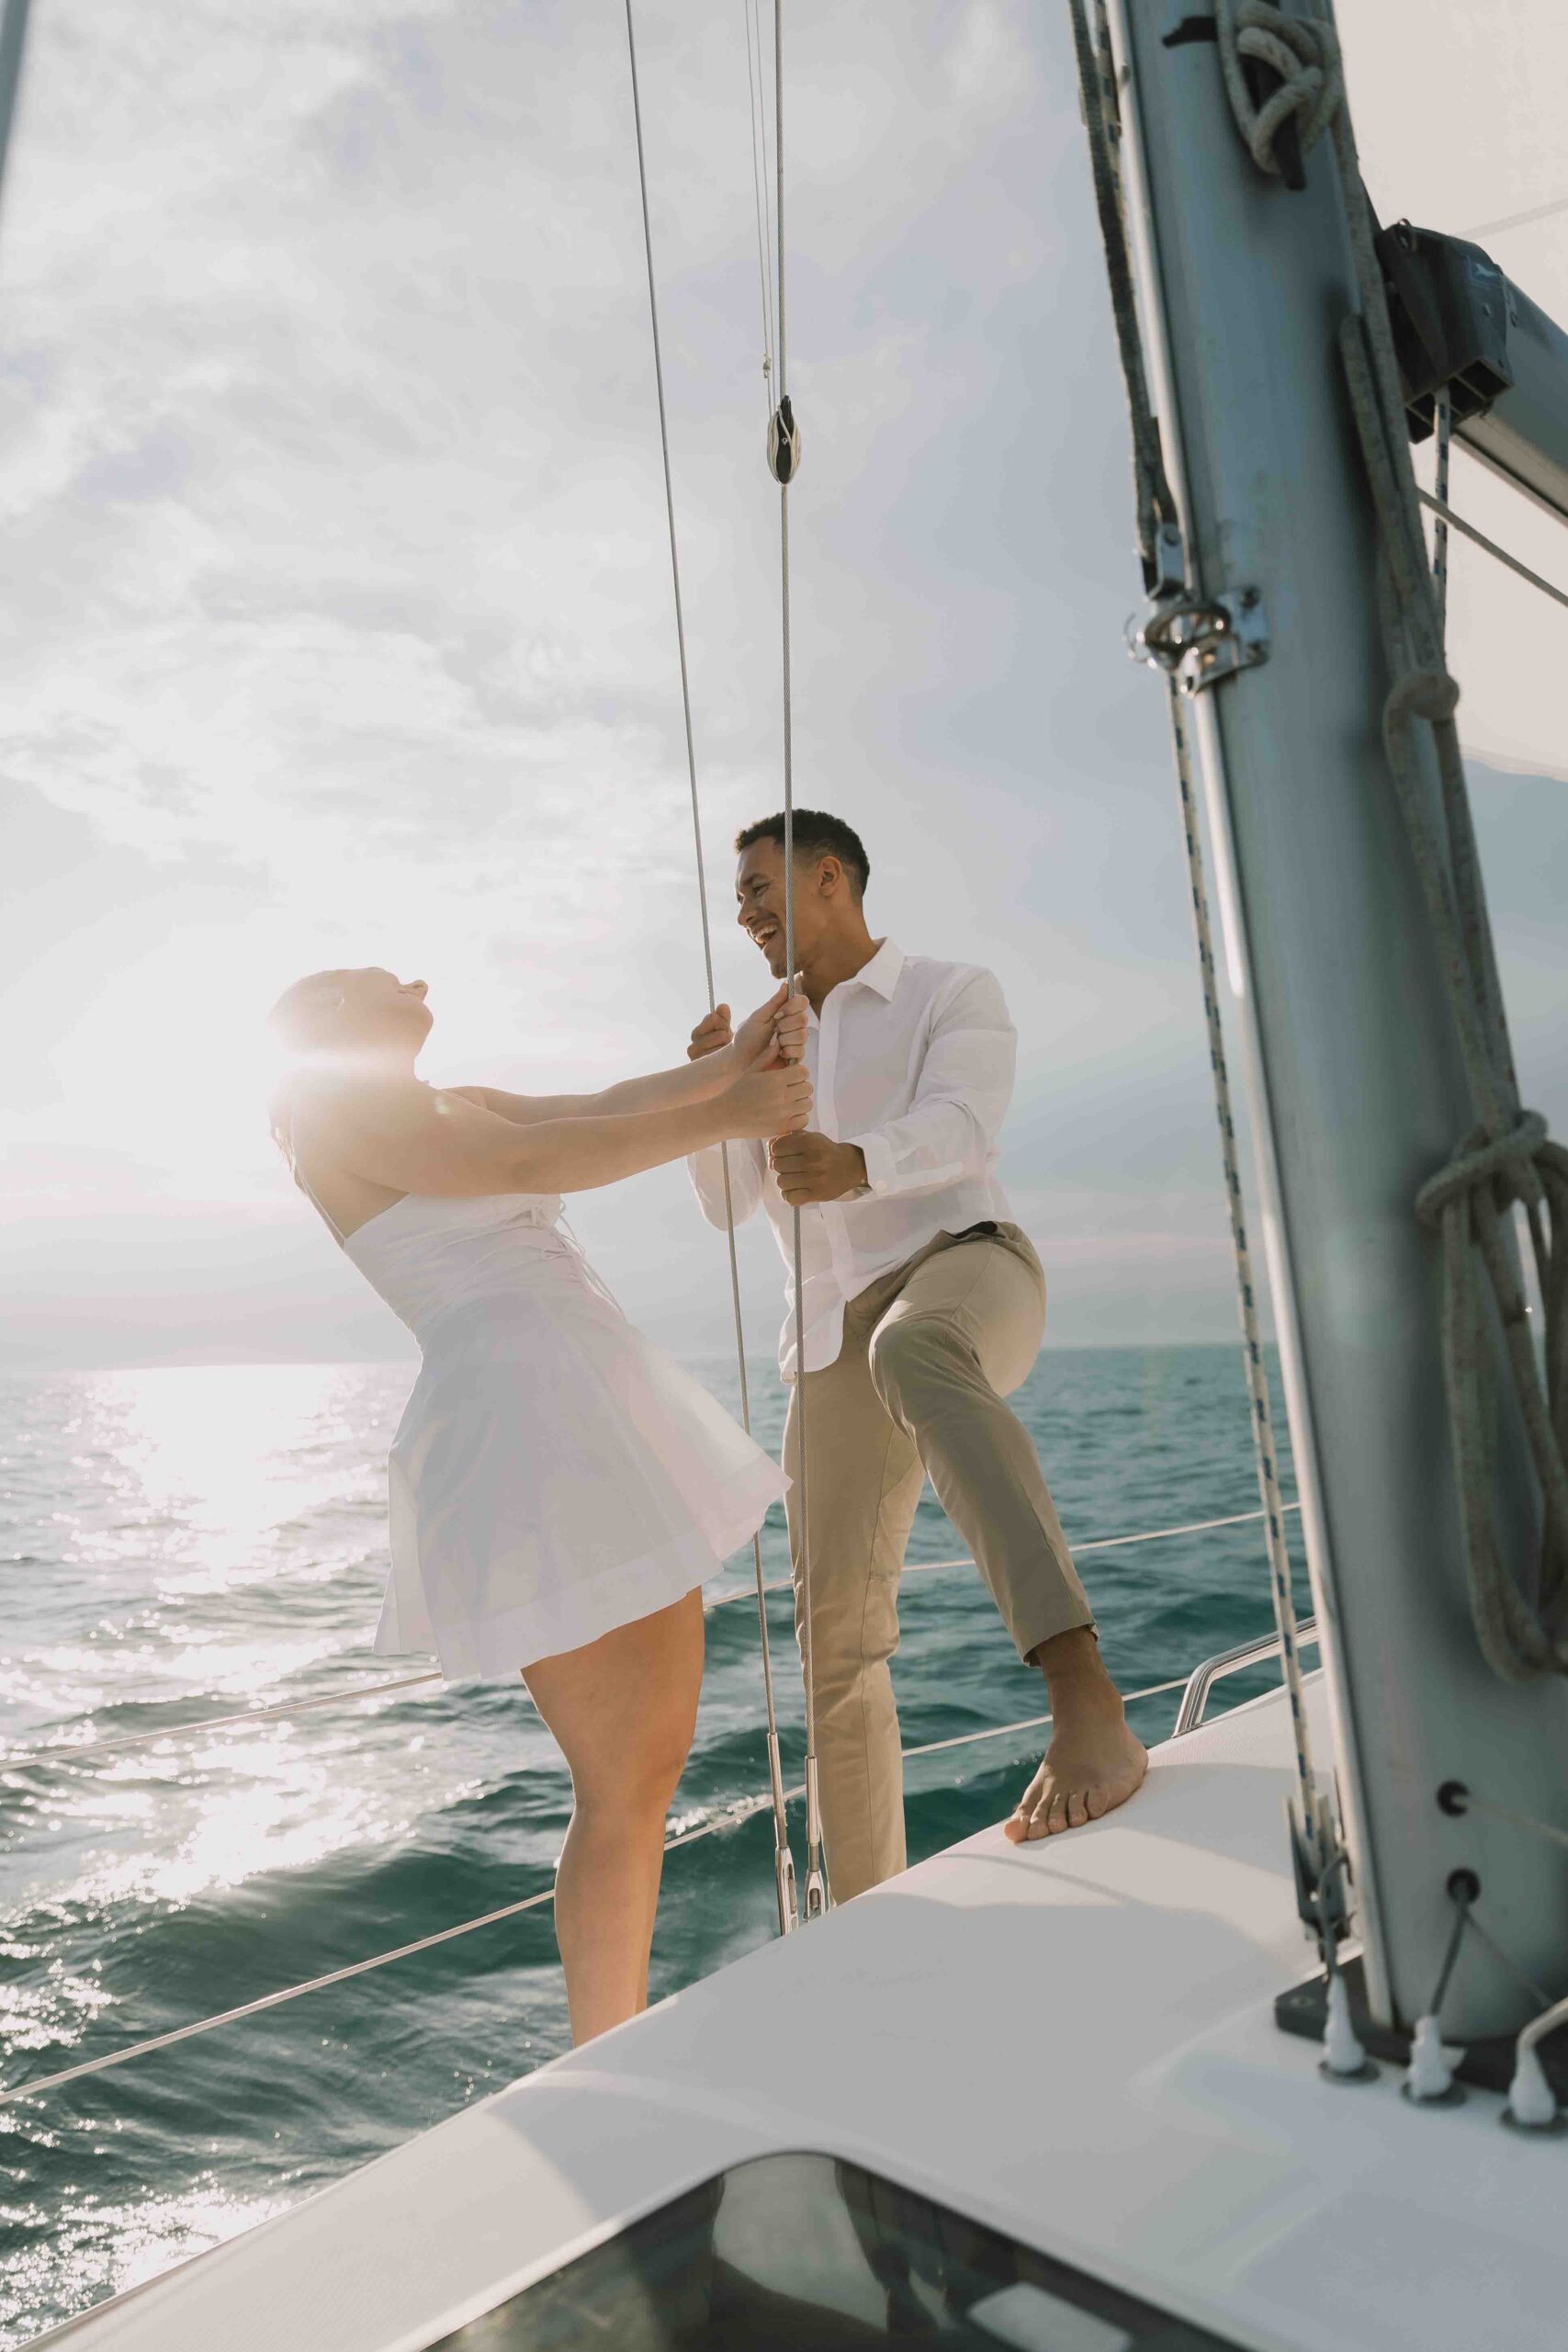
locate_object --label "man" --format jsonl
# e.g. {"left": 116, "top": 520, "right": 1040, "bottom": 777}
{"left": 687, "top": 808, "right": 1146, "bottom": 1902}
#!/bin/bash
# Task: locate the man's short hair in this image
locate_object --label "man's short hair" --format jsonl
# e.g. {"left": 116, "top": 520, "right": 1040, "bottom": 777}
{"left": 734, "top": 809, "right": 870, "bottom": 899}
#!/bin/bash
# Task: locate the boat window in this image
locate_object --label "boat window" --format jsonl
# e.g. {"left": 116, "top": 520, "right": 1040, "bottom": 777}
{"left": 418, "top": 2149, "right": 1241, "bottom": 2350}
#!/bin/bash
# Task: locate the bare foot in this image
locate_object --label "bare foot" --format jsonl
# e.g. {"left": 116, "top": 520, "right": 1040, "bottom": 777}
{"left": 1004, "top": 1627, "right": 1147, "bottom": 1841}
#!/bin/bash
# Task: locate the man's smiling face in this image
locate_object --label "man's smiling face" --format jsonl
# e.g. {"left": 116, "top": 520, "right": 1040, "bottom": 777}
{"left": 735, "top": 837, "right": 831, "bottom": 978}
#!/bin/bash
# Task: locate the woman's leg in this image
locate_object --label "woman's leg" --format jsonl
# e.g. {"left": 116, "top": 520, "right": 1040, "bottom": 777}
{"left": 523, "top": 1587, "right": 705, "bottom": 2046}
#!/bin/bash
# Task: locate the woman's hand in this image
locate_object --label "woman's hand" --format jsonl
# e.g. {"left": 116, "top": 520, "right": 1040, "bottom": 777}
{"left": 717, "top": 1060, "right": 813, "bottom": 1141}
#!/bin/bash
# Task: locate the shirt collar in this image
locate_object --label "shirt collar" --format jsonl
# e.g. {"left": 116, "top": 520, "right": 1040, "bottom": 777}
{"left": 807, "top": 939, "right": 905, "bottom": 1025}
{"left": 852, "top": 938, "right": 904, "bottom": 1001}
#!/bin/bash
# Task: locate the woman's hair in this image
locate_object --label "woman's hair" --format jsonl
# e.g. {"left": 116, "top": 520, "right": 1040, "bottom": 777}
{"left": 269, "top": 971, "right": 349, "bottom": 1055}
{"left": 266, "top": 971, "right": 349, "bottom": 1162}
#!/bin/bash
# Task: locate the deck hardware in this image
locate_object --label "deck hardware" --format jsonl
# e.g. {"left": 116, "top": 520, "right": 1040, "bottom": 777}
{"left": 1130, "top": 585, "right": 1269, "bottom": 695}
{"left": 1319, "top": 1970, "right": 1378, "bottom": 2083}
{"left": 1503, "top": 2046, "right": 1566, "bottom": 2133}
{"left": 1402, "top": 2016, "right": 1463, "bottom": 2106}
{"left": 1437, "top": 1780, "right": 1470, "bottom": 1816}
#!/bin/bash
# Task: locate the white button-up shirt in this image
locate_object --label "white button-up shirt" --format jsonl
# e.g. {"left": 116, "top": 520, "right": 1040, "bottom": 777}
{"left": 689, "top": 940, "right": 1017, "bottom": 1377}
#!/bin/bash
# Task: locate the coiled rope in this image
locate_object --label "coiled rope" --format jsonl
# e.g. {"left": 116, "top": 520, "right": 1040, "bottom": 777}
{"left": 1066, "top": 0, "right": 1325, "bottom": 1877}
{"left": 621, "top": 0, "right": 795, "bottom": 1932}
{"left": 1213, "top": 0, "right": 1342, "bottom": 182}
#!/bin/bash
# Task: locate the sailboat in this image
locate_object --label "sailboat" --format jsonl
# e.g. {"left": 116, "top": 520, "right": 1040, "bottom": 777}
{"left": 12, "top": 0, "right": 1568, "bottom": 2345}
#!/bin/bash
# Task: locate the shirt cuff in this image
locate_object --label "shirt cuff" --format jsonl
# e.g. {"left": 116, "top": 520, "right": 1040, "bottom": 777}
{"left": 848, "top": 1131, "right": 896, "bottom": 1196}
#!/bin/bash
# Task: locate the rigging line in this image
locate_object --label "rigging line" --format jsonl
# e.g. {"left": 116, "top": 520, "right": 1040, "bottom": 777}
{"left": 622, "top": 0, "right": 795, "bottom": 1936}
{"left": 1167, "top": 684, "right": 1324, "bottom": 1872}
{"left": 1416, "top": 488, "right": 1568, "bottom": 614}
{"left": 1, "top": 1669, "right": 1198, "bottom": 2108}
{"left": 766, "top": 0, "right": 827, "bottom": 1923}
{"left": 741, "top": 0, "right": 776, "bottom": 394}
{"left": 1431, "top": 390, "right": 1451, "bottom": 636}
{"left": 1461, "top": 190, "right": 1568, "bottom": 242}
{"left": 1461, "top": 1906, "right": 1552, "bottom": 2009}
{"left": 1452, "top": 1785, "right": 1568, "bottom": 1860}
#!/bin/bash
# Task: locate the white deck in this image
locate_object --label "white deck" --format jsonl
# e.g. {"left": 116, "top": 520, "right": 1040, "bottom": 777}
{"left": 40, "top": 1679, "right": 1566, "bottom": 2352}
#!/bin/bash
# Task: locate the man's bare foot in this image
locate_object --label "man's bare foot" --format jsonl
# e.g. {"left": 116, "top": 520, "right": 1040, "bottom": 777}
{"left": 1004, "top": 1625, "right": 1147, "bottom": 1840}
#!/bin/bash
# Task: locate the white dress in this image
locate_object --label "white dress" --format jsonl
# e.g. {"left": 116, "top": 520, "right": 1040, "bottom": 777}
{"left": 316, "top": 1186, "right": 786, "bottom": 1680}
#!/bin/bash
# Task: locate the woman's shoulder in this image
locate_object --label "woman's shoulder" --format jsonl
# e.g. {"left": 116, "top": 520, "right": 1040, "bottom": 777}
{"left": 275, "top": 1069, "right": 429, "bottom": 1149}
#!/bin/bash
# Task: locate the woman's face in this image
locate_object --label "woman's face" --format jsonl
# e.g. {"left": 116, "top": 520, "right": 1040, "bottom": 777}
{"left": 339, "top": 968, "right": 433, "bottom": 1052}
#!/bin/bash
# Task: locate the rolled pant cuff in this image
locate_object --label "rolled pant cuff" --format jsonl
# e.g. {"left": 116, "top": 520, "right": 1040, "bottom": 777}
{"left": 1010, "top": 1592, "right": 1097, "bottom": 1666}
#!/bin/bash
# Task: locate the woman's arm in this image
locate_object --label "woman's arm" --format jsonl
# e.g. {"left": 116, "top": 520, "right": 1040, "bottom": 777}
{"left": 306, "top": 1063, "right": 810, "bottom": 1201}
{"left": 453, "top": 986, "right": 806, "bottom": 1127}
{"left": 456, "top": 1060, "right": 725, "bottom": 1125}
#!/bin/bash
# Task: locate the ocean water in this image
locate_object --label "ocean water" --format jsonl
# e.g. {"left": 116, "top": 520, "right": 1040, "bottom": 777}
{"left": 0, "top": 1345, "right": 1305, "bottom": 2346}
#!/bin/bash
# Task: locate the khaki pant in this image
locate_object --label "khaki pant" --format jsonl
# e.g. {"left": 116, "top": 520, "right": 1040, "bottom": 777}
{"left": 783, "top": 1223, "right": 1090, "bottom": 1902}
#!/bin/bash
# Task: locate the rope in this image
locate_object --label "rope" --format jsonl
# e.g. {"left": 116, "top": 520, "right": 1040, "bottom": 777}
{"left": 1213, "top": 0, "right": 1342, "bottom": 182}
{"left": 741, "top": 0, "right": 776, "bottom": 404}
{"left": 1416, "top": 488, "right": 1568, "bottom": 615}
{"left": 1430, "top": 390, "right": 1451, "bottom": 635}
{"left": 1446, "top": 1784, "right": 1568, "bottom": 1861}
{"left": 1302, "top": 72, "right": 1568, "bottom": 1683}
{"left": 762, "top": 0, "right": 825, "bottom": 1922}
{"left": 1066, "top": 0, "right": 1326, "bottom": 1882}
{"left": 0, "top": 1670, "right": 1200, "bottom": 2108}
{"left": 1064, "top": 0, "right": 1179, "bottom": 592}
{"left": 1462, "top": 190, "right": 1568, "bottom": 242}
{"left": 621, "top": 0, "right": 795, "bottom": 1934}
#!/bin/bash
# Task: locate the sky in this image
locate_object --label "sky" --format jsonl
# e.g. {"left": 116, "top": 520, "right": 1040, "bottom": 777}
{"left": 1, "top": 0, "right": 1564, "bottom": 1374}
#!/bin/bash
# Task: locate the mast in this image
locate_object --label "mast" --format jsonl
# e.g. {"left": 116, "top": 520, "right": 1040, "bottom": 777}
{"left": 1098, "top": 0, "right": 1568, "bottom": 2039}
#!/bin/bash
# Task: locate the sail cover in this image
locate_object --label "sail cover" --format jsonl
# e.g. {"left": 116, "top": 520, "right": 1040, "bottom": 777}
{"left": 1337, "top": 0, "right": 1568, "bottom": 781}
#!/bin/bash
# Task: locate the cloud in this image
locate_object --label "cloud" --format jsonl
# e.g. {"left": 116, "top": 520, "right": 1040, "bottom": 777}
{"left": 3, "top": 1, "right": 1562, "bottom": 1366}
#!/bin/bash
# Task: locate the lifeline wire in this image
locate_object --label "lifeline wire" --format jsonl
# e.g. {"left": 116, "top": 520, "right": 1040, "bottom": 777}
{"left": 4, "top": 1502, "right": 1302, "bottom": 1767}
{"left": 1, "top": 1671, "right": 1194, "bottom": 2109}
{"left": 622, "top": 0, "right": 795, "bottom": 1935}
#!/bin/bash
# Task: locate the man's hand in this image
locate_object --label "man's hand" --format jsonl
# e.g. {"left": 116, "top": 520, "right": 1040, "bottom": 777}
{"left": 769, "top": 1130, "right": 867, "bottom": 1207}
{"left": 688, "top": 1005, "right": 733, "bottom": 1062}
{"left": 689, "top": 983, "right": 807, "bottom": 1076}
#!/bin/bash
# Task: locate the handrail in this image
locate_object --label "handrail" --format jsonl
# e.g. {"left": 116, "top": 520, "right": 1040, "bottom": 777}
{"left": 1173, "top": 1619, "right": 1319, "bottom": 1737}
{"left": 4, "top": 1582, "right": 1321, "bottom": 2102}
{"left": 1, "top": 1668, "right": 1191, "bottom": 2108}
{"left": 3, "top": 1501, "right": 1301, "bottom": 1769}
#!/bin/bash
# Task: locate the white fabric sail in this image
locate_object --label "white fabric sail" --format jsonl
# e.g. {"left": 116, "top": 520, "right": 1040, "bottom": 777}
{"left": 1337, "top": 0, "right": 1568, "bottom": 780}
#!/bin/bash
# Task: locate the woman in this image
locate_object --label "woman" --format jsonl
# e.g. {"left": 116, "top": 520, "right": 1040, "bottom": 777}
{"left": 268, "top": 966, "right": 809, "bottom": 2043}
